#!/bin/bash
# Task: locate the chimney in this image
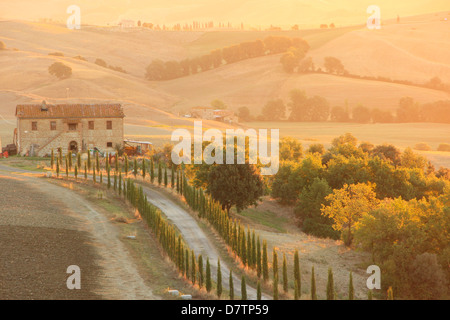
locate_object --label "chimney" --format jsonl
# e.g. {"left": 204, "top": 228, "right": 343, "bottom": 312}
{"left": 41, "top": 100, "right": 48, "bottom": 111}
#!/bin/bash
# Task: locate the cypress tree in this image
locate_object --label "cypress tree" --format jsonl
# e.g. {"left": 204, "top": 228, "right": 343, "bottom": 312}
{"left": 65, "top": 157, "right": 68, "bottom": 177}
{"left": 114, "top": 172, "right": 117, "bottom": 190}
{"left": 206, "top": 258, "right": 212, "bottom": 293}
{"left": 96, "top": 151, "right": 99, "bottom": 174}
{"left": 185, "top": 248, "right": 189, "bottom": 279}
{"left": 176, "top": 170, "right": 180, "bottom": 192}
{"left": 241, "top": 276, "right": 247, "bottom": 300}
{"left": 229, "top": 270, "right": 234, "bottom": 300}
{"left": 77, "top": 152, "right": 81, "bottom": 169}
{"left": 150, "top": 158, "right": 154, "bottom": 183}
{"left": 294, "top": 249, "right": 301, "bottom": 297}
{"left": 326, "top": 267, "right": 335, "bottom": 300}
{"left": 257, "top": 280, "right": 262, "bottom": 300}
{"left": 164, "top": 166, "right": 168, "bottom": 187}
{"left": 68, "top": 151, "right": 72, "bottom": 170}
{"left": 87, "top": 151, "right": 91, "bottom": 172}
{"left": 133, "top": 158, "right": 138, "bottom": 177}
{"left": 294, "top": 281, "right": 299, "bottom": 300}
{"left": 142, "top": 159, "right": 146, "bottom": 179}
{"left": 107, "top": 167, "right": 111, "bottom": 189}
{"left": 100, "top": 172, "right": 103, "bottom": 184}
{"left": 191, "top": 250, "right": 196, "bottom": 285}
{"left": 198, "top": 255, "right": 204, "bottom": 289}
{"left": 387, "top": 287, "right": 394, "bottom": 300}
{"left": 158, "top": 162, "right": 162, "bottom": 185}
{"left": 257, "top": 236, "right": 262, "bottom": 278}
{"left": 56, "top": 158, "right": 60, "bottom": 177}
{"left": 217, "top": 259, "right": 222, "bottom": 298}
{"left": 247, "top": 228, "right": 252, "bottom": 267}
{"left": 311, "top": 266, "right": 317, "bottom": 300}
{"left": 74, "top": 165, "right": 78, "bottom": 180}
{"left": 92, "top": 162, "right": 96, "bottom": 182}
{"left": 84, "top": 162, "right": 87, "bottom": 179}
{"left": 283, "top": 253, "right": 288, "bottom": 293}
{"left": 251, "top": 231, "right": 256, "bottom": 269}
{"left": 262, "top": 240, "right": 269, "bottom": 282}
{"left": 348, "top": 272, "right": 354, "bottom": 300}
{"left": 240, "top": 229, "right": 247, "bottom": 265}
{"left": 368, "top": 290, "right": 373, "bottom": 300}
{"left": 171, "top": 166, "right": 175, "bottom": 188}
{"left": 51, "top": 149, "right": 54, "bottom": 169}
{"left": 118, "top": 171, "right": 122, "bottom": 195}
{"left": 58, "top": 148, "right": 62, "bottom": 165}
{"left": 273, "top": 249, "right": 278, "bottom": 282}
{"left": 273, "top": 277, "right": 278, "bottom": 300}
{"left": 124, "top": 154, "right": 129, "bottom": 176}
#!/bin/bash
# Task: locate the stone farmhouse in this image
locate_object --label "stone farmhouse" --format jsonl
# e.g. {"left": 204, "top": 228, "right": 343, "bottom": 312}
{"left": 15, "top": 102, "right": 125, "bottom": 157}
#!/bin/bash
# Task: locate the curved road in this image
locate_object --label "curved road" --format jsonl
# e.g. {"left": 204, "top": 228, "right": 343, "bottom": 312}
{"left": 0, "top": 163, "right": 268, "bottom": 299}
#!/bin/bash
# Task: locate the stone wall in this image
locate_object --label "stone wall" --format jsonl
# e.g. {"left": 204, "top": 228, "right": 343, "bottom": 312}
{"left": 18, "top": 117, "right": 123, "bottom": 156}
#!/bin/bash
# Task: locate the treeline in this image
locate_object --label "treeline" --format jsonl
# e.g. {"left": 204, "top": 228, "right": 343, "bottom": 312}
{"left": 145, "top": 36, "right": 310, "bottom": 81}
{"left": 281, "top": 54, "right": 450, "bottom": 94}
{"left": 254, "top": 90, "right": 450, "bottom": 124}
{"left": 270, "top": 134, "right": 450, "bottom": 299}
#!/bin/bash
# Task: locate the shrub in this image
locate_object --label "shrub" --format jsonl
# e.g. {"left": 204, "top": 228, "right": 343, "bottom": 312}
{"left": 73, "top": 55, "right": 87, "bottom": 61}
{"left": 48, "top": 52, "right": 64, "bottom": 57}
{"left": 0, "top": 41, "right": 6, "bottom": 50}
{"left": 409, "top": 253, "right": 448, "bottom": 300}
{"left": 95, "top": 58, "right": 107, "bottom": 68}
{"left": 414, "top": 143, "right": 432, "bottom": 151}
{"left": 437, "top": 143, "right": 450, "bottom": 152}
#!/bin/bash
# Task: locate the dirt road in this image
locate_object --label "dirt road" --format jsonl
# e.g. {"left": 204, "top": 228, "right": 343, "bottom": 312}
{"left": 143, "top": 186, "right": 269, "bottom": 300}
{"left": 0, "top": 166, "right": 158, "bottom": 300}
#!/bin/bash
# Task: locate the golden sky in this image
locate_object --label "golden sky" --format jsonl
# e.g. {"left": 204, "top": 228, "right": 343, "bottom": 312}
{"left": 0, "top": 0, "right": 448, "bottom": 27}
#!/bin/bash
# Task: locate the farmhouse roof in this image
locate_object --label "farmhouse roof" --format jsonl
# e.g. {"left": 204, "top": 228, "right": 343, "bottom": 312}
{"left": 15, "top": 104, "right": 125, "bottom": 119}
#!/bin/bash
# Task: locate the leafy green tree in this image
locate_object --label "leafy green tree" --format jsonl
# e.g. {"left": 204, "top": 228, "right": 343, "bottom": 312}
{"left": 321, "top": 182, "right": 378, "bottom": 246}
{"left": 280, "top": 137, "right": 302, "bottom": 161}
{"left": 324, "top": 57, "right": 346, "bottom": 75}
{"left": 207, "top": 164, "right": 264, "bottom": 214}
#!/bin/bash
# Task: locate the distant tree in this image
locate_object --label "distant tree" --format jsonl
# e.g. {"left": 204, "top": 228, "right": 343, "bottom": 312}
{"left": 262, "top": 99, "right": 286, "bottom": 120}
{"left": 324, "top": 57, "right": 346, "bottom": 75}
{"left": 372, "top": 108, "right": 394, "bottom": 123}
{"left": 409, "top": 253, "right": 448, "bottom": 300}
{"left": 217, "top": 259, "right": 222, "bottom": 298}
{"left": 352, "top": 105, "right": 371, "bottom": 123}
{"left": 211, "top": 99, "right": 227, "bottom": 109}
{"left": 397, "top": 97, "right": 420, "bottom": 122}
{"left": 0, "top": 41, "right": 6, "bottom": 50}
{"left": 94, "top": 58, "right": 107, "bottom": 68}
{"left": 48, "top": 62, "right": 72, "bottom": 79}
{"left": 331, "top": 106, "right": 350, "bottom": 122}
{"left": 229, "top": 270, "right": 234, "bottom": 300}
{"left": 237, "top": 106, "right": 252, "bottom": 122}
{"left": 298, "top": 57, "right": 314, "bottom": 73}
{"left": 206, "top": 258, "right": 212, "bottom": 292}
{"left": 145, "top": 59, "right": 166, "bottom": 80}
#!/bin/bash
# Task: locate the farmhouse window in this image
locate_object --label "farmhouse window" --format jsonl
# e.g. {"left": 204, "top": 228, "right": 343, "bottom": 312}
{"left": 107, "top": 121, "right": 112, "bottom": 130}
{"left": 32, "top": 122, "right": 37, "bottom": 131}
{"left": 50, "top": 121, "right": 56, "bottom": 130}
{"left": 68, "top": 123, "right": 78, "bottom": 131}
{"left": 89, "top": 121, "right": 94, "bottom": 130}
{"left": 107, "top": 142, "right": 113, "bottom": 148}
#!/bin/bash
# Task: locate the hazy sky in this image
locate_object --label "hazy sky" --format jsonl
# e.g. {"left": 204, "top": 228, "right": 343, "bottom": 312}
{"left": 0, "top": 0, "right": 448, "bottom": 27}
